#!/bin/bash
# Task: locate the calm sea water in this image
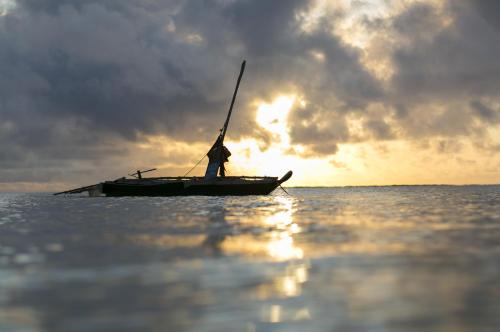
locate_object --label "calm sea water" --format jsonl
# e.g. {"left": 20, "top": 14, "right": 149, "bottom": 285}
{"left": 0, "top": 186, "right": 499, "bottom": 332}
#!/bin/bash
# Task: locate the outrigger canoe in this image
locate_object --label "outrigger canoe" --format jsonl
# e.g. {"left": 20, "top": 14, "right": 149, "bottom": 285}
{"left": 55, "top": 60, "right": 292, "bottom": 197}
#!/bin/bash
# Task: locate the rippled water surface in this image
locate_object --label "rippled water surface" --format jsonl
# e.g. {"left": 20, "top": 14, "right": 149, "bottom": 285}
{"left": 0, "top": 186, "right": 499, "bottom": 331}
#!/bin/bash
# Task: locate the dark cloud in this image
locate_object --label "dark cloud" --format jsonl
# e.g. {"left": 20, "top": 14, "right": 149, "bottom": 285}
{"left": 470, "top": 100, "right": 498, "bottom": 123}
{"left": 289, "top": 103, "right": 351, "bottom": 156}
{"left": 470, "top": 0, "right": 500, "bottom": 28}
{"left": 364, "top": 119, "right": 394, "bottom": 140}
{"left": 391, "top": 3, "right": 500, "bottom": 100}
{"left": 224, "top": 0, "right": 308, "bottom": 55}
{"left": 436, "top": 139, "right": 463, "bottom": 154}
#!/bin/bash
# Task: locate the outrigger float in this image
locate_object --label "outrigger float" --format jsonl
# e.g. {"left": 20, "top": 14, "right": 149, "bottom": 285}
{"left": 55, "top": 61, "right": 292, "bottom": 197}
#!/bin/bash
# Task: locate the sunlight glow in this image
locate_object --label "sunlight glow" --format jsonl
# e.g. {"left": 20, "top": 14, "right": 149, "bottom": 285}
{"left": 226, "top": 95, "right": 336, "bottom": 184}
{"left": 223, "top": 91, "right": 359, "bottom": 186}
{"left": 227, "top": 95, "right": 298, "bottom": 177}
{"left": 256, "top": 96, "right": 294, "bottom": 146}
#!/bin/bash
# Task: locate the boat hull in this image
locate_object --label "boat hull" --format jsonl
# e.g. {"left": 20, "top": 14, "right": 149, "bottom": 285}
{"left": 55, "top": 171, "right": 292, "bottom": 197}
{"left": 102, "top": 181, "right": 185, "bottom": 197}
{"left": 101, "top": 177, "right": 284, "bottom": 197}
{"left": 182, "top": 182, "right": 278, "bottom": 196}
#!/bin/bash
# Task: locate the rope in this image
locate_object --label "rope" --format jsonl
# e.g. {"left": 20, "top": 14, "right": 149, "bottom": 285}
{"left": 279, "top": 185, "right": 290, "bottom": 195}
{"left": 183, "top": 154, "right": 207, "bottom": 177}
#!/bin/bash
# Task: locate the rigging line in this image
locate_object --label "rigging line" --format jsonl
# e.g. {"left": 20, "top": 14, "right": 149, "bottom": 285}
{"left": 279, "top": 185, "right": 290, "bottom": 195}
{"left": 183, "top": 154, "right": 207, "bottom": 177}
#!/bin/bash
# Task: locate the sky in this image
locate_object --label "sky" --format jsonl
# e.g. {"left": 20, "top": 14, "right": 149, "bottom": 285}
{"left": 0, "top": 0, "right": 499, "bottom": 191}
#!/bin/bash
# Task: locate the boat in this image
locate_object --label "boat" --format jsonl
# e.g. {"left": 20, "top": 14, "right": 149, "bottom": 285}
{"left": 55, "top": 60, "right": 293, "bottom": 197}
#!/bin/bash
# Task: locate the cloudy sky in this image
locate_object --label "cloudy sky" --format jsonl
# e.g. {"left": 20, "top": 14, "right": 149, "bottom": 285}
{"left": 0, "top": 0, "right": 499, "bottom": 190}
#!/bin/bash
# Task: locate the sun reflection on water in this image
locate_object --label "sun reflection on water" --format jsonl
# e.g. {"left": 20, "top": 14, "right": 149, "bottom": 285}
{"left": 121, "top": 194, "right": 312, "bottom": 325}
{"left": 263, "top": 196, "right": 304, "bottom": 261}
{"left": 277, "top": 263, "right": 309, "bottom": 298}
{"left": 220, "top": 195, "right": 305, "bottom": 263}
{"left": 267, "top": 235, "right": 303, "bottom": 261}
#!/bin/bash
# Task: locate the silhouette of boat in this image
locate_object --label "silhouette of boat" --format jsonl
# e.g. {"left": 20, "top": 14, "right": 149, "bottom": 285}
{"left": 55, "top": 61, "right": 293, "bottom": 197}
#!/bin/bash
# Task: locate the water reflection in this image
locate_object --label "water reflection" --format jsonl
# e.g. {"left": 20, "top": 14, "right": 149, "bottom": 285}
{"left": 263, "top": 196, "right": 303, "bottom": 261}
{"left": 1, "top": 187, "right": 499, "bottom": 331}
{"left": 123, "top": 194, "right": 308, "bottom": 298}
{"left": 219, "top": 195, "right": 305, "bottom": 262}
{"left": 261, "top": 303, "right": 312, "bottom": 324}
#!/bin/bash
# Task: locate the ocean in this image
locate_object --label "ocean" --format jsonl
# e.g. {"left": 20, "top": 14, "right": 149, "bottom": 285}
{"left": 0, "top": 186, "right": 499, "bottom": 332}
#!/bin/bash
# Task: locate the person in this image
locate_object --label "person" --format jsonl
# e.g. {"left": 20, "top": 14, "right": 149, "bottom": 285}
{"left": 206, "top": 136, "right": 231, "bottom": 176}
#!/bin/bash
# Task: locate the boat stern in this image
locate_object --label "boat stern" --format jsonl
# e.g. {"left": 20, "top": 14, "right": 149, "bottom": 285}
{"left": 278, "top": 171, "right": 293, "bottom": 185}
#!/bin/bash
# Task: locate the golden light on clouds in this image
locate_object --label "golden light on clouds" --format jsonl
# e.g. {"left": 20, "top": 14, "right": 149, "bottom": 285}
{"left": 73, "top": 91, "right": 498, "bottom": 188}
{"left": 255, "top": 95, "right": 294, "bottom": 146}
{"left": 328, "top": 0, "right": 457, "bottom": 81}
{"left": 225, "top": 95, "right": 338, "bottom": 185}
{"left": 224, "top": 93, "right": 499, "bottom": 186}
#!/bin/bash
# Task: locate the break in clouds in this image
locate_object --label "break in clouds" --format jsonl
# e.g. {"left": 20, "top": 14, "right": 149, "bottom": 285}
{"left": 0, "top": 0, "right": 499, "bottom": 185}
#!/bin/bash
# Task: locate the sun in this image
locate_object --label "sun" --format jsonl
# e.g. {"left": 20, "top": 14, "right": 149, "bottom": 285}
{"left": 224, "top": 95, "right": 335, "bottom": 185}
{"left": 255, "top": 95, "right": 295, "bottom": 146}
{"left": 226, "top": 95, "right": 297, "bottom": 177}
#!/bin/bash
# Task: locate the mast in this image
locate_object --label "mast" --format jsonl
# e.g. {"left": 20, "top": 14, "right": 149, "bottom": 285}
{"left": 220, "top": 60, "right": 246, "bottom": 143}
{"left": 205, "top": 60, "right": 246, "bottom": 179}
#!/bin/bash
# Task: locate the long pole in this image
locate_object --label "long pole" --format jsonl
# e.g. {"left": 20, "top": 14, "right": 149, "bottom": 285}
{"left": 220, "top": 60, "right": 246, "bottom": 142}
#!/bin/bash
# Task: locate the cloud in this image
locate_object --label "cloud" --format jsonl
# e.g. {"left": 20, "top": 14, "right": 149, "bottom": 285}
{"left": 0, "top": 0, "right": 499, "bottom": 187}
{"left": 0, "top": 0, "right": 375, "bottom": 174}
{"left": 391, "top": 2, "right": 500, "bottom": 99}
{"left": 470, "top": 100, "right": 499, "bottom": 123}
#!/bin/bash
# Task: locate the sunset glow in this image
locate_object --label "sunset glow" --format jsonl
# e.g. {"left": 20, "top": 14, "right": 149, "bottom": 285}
{"left": 255, "top": 95, "right": 294, "bottom": 146}
{"left": 225, "top": 95, "right": 337, "bottom": 186}
{"left": 224, "top": 93, "right": 500, "bottom": 187}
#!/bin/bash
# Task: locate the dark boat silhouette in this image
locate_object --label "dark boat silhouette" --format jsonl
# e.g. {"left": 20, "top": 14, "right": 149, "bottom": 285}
{"left": 55, "top": 61, "right": 293, "bottom": 197}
